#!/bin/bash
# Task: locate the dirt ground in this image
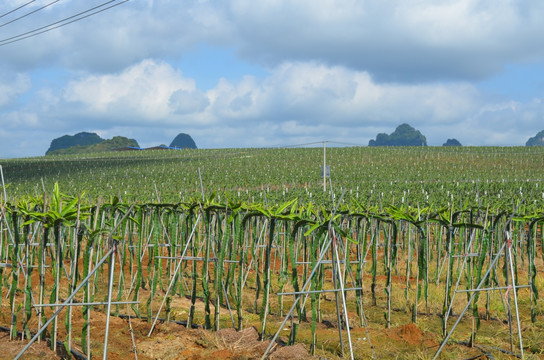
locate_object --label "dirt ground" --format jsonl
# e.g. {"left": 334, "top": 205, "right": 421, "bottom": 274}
{"left": 0, "top": 308, "right": 315, "bottom": 360}
{"left": 0, "top": 331, "right": 58, "bottom": 360}
{"left": 4, "top": 301, "right": 539, "bottom": 360}
{"left": 2, "top": 243, "right": 544, "bottom": 359}
{"left": 4, "top": 304, "right": 544, "bottom": 359}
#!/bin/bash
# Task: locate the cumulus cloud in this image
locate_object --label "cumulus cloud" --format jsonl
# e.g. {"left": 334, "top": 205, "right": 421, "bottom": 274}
{"left": 0, "top": 0, "right": 233, "bottom": 73}
{"left": 2, "top": 1, "right": 544, "bottom": 159}
{"left": 170, "top": 89, "right": 210, "bottom": 114}
{"left": 64, "top": 60, "right": 196, "bottom": 120}
{"left": 0, "top": 111, "right": 39, "bottom": 130}
{"left": 0, "top": 73, "right": 30, "bottom": 108}
{"left": 2, "top": 0, "right": 544, "bottom": 82}
{"left": 225, "top": 0, "right": 544, "bottom": 81}
{"left": 2, "top": 58, "right": 541, "bottom": 158}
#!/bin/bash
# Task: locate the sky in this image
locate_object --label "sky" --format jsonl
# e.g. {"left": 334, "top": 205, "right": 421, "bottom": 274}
{"left": 1, "top": 0, "right": 544, "bottom": 158}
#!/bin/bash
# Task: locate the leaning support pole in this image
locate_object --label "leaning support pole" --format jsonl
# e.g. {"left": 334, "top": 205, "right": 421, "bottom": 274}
{"left": 15, "top": 246, "right": 116, "bottom": 360}
{"left": 433, "top": 240, "right": 507, "bottom": 360}
{"left": 147, "top": 214, "right": 202, "bottom": 336}
{"left": 443, "top": 228, "right": 478, "bottom": 330}
{"left": 330, "top": 235, "right": 344, "bottom": 356}
{"left": 0, "top": 165, "right": 7, "bottom": 203}
{"left": 260, "top": 231, "right": 332, "bottom": 360}
{"left": 103, "top": 242, "right": 118, "bottom": 360}
{"left": 261, "top": 190, "right": 345, "bottom": 360}
{"left": 506, "top": 231, "right": 524, "bottom": 359}
{"left": 332, "top": 231, "right": 354, "bottom": 360}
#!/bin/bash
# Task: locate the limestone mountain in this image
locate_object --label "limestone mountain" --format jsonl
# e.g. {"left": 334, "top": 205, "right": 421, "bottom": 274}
{"left": 369, "top": 124, "right": 427, "bottom": 146}
{"left": 46, "top": 132, "right": 103, "bottom": 154}
{"left": 170, "top": 133, "right": 197, "bottom": 149}
{"left": 46, "top": 134, "right": 139, "bottom": 155}
{"left": 526, "top": 130, "right": 544, "bottom": 146}
{"left": 443, "top": 138, "right": 462, "bottom": 146}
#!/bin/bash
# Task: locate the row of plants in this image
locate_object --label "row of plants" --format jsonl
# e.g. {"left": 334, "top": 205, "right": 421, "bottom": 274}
{"left": 2, "top": 146, "right": 544, "bottom": 210}
{"left": 1, "top": 182, "right": 542, "bottom": 357}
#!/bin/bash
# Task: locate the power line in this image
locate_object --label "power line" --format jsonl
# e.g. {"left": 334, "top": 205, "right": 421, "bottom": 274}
{"left": 276, "top": 140, "right": 364, "bottom": 148}
{"left": 327, "top": 141, "right": 364, "bottom": 147}
{"left": 0, "top": 0, "right": 129, "bottom": 47}
{"left": 0, "top": 0, "right": 61, "bottom": 29}
{"left": 279, "top": 141, "right": 325, "bottom": 148}
{"left": 0, "top": 0, "right": 37, "bottom": 19}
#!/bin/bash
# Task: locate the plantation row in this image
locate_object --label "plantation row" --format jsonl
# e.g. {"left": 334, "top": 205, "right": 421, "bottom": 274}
{"left": 0, "top": 183, "right": 542, "bottom": 358}
{"left": 2, "top": 146, "right": 544, "bottom": 210}
{"left": 1, "top": 146, "right": 544, "bottom": 358}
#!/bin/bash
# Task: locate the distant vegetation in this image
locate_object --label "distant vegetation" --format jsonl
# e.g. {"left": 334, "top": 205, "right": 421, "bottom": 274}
{"left": 46, "top": 132, "right": 103, "bottom": 154}
{"left": 369, "top": 123, "right": 427, "bottom": 146}
{"left": 170, "top": 133, "right": 197, "bottom": 149}
{"left": 526, "top": 129, "right": 544, "bottom": 146}
{"left": 46, "top": 131, "right": 198, "bottom": 155}
{"left": 47, "top": 136, "right": 139, "bottom": 155}
{"left": 442, "top": 138, "right": 462, "bottom": 146}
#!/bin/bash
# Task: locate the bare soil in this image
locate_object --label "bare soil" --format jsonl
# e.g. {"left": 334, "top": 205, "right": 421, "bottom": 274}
{"left": 2, "top": 242, "right": 544, "bottom": 359}
{"left": 0, "top": 305, "right": 316, "bottom": 360}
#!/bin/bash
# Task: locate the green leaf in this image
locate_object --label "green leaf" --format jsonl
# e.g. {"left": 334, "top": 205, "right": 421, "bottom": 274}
{"left": 304, "top": 222, "right": 322, "bottom": 236}
{"left": 276, "top": 198, "right": 297, "bottom": 215}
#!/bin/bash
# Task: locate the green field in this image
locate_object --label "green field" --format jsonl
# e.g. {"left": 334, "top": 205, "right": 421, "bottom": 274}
{"left": 1, "top": 146, "right": 544, "bottom": 359}
{"left": 3, "top": 146, "right": 544, "bottom": 210}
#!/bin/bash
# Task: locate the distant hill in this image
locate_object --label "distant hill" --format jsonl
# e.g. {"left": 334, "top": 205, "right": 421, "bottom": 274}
{"left": 46, "top": 132, "right": 103, "bottom": 154}
{"left": 46, "top": 135, "right": 139, "bottom": 155}
{"left": 170, "top": 133, "right": 197, "bottom": 149}
{"left": 443, "top": 138, "right": 462, "bottom": 146}
{"left": 526, "top": 130, "right": 544, "bottom": 146}
{"left": 369, "top": 123, "right": 427, "bottom": 146}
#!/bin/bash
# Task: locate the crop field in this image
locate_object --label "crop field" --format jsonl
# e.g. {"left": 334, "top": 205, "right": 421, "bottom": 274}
{"left": 1, "top": 146, "right": 544, "bottom": 359}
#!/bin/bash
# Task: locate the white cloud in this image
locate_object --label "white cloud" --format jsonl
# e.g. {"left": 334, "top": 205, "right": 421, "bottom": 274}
{"left": 2, "top": 1, "right": 544, "bottom": 159}
{"left": 223, "top": 0, "right": 544, "bottom": 81}
{"left": 2, "top": 0, "right": 544, "bottom": 83}
{"left": 2, "top": 58, "right": 544, "bottom": 158}
{"left": 170, "top": 89, "right": 210, "bottom": 114}
{"left": 0, "top": 111, "right": 39, "bottom": 129}
{"left": 78, "top": 59, "right": 544, "bottom": 147}
{"left": 64, "top": 60, "right": 196, "bottom": 120}
{"left": 46, "top": 60, "right": 493, "bottom": 144}
{"left": 0, "top": 73, "right": 30, "bottom": 108}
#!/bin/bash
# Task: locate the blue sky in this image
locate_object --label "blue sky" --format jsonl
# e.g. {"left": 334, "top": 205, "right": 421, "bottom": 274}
{"left": 1, "top": 0, "right": 544, "bottom": 158}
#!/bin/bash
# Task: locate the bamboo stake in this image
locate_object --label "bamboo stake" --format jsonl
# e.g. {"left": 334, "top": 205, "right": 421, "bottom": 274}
{"left": 103, "top": 242, "right": 117, "bottom": 360}
{"left": 148, "top": 213, "right": 201, "bottom": 336}
{"left": 330, "top": 231, "right": 344, "bottom": 356}
{"left": 433, "top": 240, "right": 507, "bottom": 360}
{"left": 332, "top": 231, "right": 354, "bottom": 360}
{"left": 34, "top": 301, "right": 140, "bottom": 307}
{"left": 15, "top": 246, "right": 116, "bottom": 360}
{"left": 506, "top": 230, "right": 524, "bottom": 359}
{"left": 261, "top": 190, "right": 345, "bottom": 360}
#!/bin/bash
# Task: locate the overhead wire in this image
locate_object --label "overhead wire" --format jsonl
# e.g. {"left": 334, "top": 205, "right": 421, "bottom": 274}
{"left": 0, "top": 0, "right": 61, "bottom": 28}
{"left": 327, "top": 140, "right": 364, "bottom": 147}
{"left": 0, "top": 0, "right": 129, "bottom": 47}
{"left": 279, "top": 141, "right": 326, "bottom": 148}
{"left": 277, "top": 140, "right": 364, "bottom": 148}
{"left": 0, "top": 0, "right": 37, "bottom": 19}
